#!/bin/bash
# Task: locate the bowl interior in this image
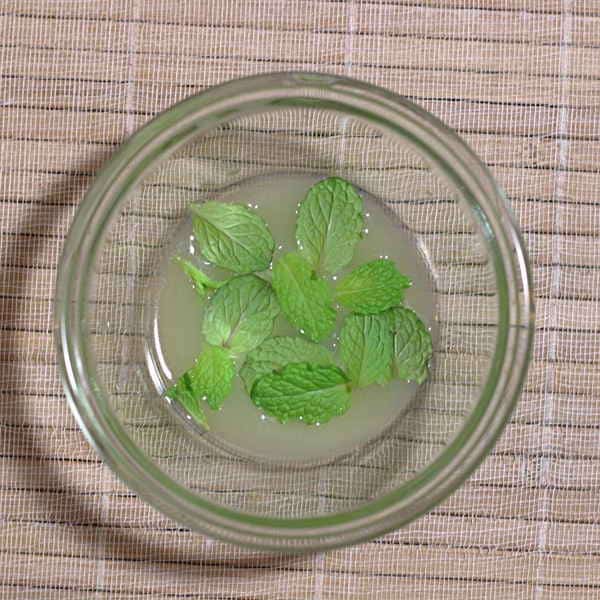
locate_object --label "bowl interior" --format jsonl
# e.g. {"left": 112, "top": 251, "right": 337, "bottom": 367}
{"left": 86, "top": 104, "right": 498, "bottom": 522}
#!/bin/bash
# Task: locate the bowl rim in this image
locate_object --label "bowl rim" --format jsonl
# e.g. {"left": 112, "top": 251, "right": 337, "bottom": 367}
{"left": 55, "top": 71, "right": 534, "bottom": 551}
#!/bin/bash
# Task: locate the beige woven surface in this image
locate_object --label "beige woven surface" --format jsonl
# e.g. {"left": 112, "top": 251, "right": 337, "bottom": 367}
{"left": 1, "top": 0, "right": 600, "bottom": 598}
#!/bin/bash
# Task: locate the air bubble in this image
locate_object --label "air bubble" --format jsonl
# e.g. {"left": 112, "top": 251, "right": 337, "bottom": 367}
{"left": 315, "top": 422, "right": 321, "bottom": 427}
{"left": 260, "top": 414, "right": 267, "bottom": 421}
{"left": 203, "top": 261, "right": 211, "bottom": 266}
{"left": 186, "top": 414, "right": 192, "bottom": 420}
{"left": 363, "top": 228, "right": 369, "bottom": 235}
{"left": 365, "top": 212, "right": 371, "bottom": 218}
{"left": 299, "top": 328, "right": 305, "bottom": 334}
{"left": 254, "top": 204, "right": 259, "bottom": 209}
{"left": 269, "top": 261, "right": 274, "bottom": 270}
{"left": 332, "top": 275, "right": 338, "bottom": 282}
{"left": 299, "top": 416, "right": 303, "bottom": 421}
{"left": 277, "top": 244, "right": 283, "bottom": 251}
{"left": 189, "top": 244, "right": 195, "bottom": 255}
{"left": 201, "top": 395, "right": 208, "bottom": 401}
{"left": 247, "top": 202, "right": 253, "bottom": 208}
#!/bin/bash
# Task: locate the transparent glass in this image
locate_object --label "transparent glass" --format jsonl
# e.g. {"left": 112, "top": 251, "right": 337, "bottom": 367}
{"left": 55, "top": 72, "right": 534, "bottom": 551}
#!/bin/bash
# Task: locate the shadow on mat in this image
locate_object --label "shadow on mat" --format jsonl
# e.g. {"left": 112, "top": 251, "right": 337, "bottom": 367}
{"left": 0, "top": 164, "right": 312, "bottom": 579}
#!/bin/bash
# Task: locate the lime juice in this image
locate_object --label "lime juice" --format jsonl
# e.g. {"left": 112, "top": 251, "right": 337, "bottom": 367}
{"left": 148, "top": 173, "right": 436, "bottom": 463}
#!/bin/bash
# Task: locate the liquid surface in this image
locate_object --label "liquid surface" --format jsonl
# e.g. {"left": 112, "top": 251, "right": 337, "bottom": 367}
{"left": 149, "top": 173, "right": 436, "bottom": 463}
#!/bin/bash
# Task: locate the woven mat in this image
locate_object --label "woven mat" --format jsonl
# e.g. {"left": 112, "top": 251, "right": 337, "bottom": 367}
{"left": 2, "top": 1, "right": 600, "bottom": 598}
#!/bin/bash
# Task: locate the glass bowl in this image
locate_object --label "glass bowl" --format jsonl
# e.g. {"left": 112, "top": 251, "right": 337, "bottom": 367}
{"left": 55, "top": 72, "right": 534, "bottom": 552}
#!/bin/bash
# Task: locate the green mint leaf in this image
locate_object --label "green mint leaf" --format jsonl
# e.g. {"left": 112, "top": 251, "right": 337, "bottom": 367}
{"left": 390, "top": 306, "right": 433, "bottom": 384}
{"left": 271, "top": 252, "right": 336, "bottom": 342}
{"left": 191, "top": 201, "right": 275, "bottom": 274}
{"left": 251, "top": 363, "right": 351, "bottom": 425}
{"left": 339, "top": 313, "right": 393, "bottom": 388}
{"left": 240, "top": 336, "right": 334, "bottom": 393}
{"left": 175, "top": 256, "right": 223, "bottom": 297}
{"left": 165, "top": 377, "right": 209, "bottom": 429}
{"left": 202, "top": 274, "right": 280, "bottom": 354}
{"left": 296, "top": 177, "right": 364, "bottom": 275}
{"left": 190, "top": 345, "right": 236, "bottom": 409}
{"left": 165, "top": 345, "right": 235, "bottom": 422}
{"left": 336, "top": 259, "right": 412, "bottom": 314}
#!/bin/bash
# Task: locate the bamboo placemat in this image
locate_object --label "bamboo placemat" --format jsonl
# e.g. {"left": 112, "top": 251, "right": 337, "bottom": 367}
{"left": 2, "top": 1, "right": 600, "bottom": 598}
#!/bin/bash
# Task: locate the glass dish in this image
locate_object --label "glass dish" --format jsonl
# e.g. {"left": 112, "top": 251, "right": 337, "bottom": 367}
{"left": 55, "top": 72, "right": 534, "bottom": 551}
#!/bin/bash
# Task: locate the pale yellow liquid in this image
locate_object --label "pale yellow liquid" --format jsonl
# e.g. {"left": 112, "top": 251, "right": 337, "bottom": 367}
{"left": 149, "top": 174, "right": 436, "bottom": 463}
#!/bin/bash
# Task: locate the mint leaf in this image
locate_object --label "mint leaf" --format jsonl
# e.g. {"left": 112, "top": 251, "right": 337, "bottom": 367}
{"left": 240, "top": 336, "right": 334, "bottom": 393}
{"left": 175, "top": 256, "right": 223, "bottom": 297}
{"left": 191, "top": 201, "right": 275, "bottom": 274}
{"left": 166, "top": 345, "right": 235, "bottom": 422}
{"left": 296, "top": 177, "right": 364, "bottom": 275}
{"left": 272, "top": 253, "right": 336, "bottom": 342}
{"left": 165, "top": 376, "right": 209, "bottom": 429}
{"left": 202, "top": 274, "right": 280, "bottom": 354}
{"left": 251, "top": 363, "right": 351, "bottom": 425}
{"left": 190, "top": 345, "right": 235, "bottom": 409}
{"left": 340, "top": 313, "right": 393, "bottom": 388}
{"left": 336, "top": 259, "right": 412, "bottom": 314}
{"left": 390, "top": 306, "right": 433, "bottom": 384}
